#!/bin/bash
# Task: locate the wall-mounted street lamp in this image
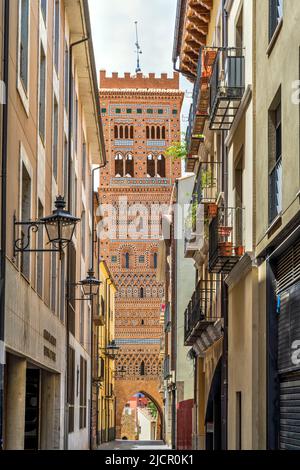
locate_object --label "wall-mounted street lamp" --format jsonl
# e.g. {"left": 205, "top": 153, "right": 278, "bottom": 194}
{"left": 79, "top": 269, "right": 101, "bottom": 297}
{"left": 100, "top": 340, "right": 119, "bottom": 359}
{"left": 14, "top": 195, "right": 80, "bottom": 256}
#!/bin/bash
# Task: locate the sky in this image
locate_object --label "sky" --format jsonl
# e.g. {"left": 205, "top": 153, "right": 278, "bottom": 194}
{"left": 88, "top": 0, "right": 192, "bottom": 133}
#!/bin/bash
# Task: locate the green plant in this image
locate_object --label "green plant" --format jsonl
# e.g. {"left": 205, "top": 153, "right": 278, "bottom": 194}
{"left": 147, "top": 402, "right": 158, "bottom": 419}
{"left": 165, "top": 140, "right": 187, "bottom": 161}
{"left": 201, "top": 168, "right": 214, "bottom": 188}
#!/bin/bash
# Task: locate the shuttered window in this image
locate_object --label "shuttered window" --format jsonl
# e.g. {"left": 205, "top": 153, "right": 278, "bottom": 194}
{"left": 275, "top": 239, "right": 300, "bottom": 294}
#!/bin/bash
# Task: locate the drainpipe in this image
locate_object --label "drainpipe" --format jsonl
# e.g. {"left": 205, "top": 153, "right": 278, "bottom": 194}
{"left": 64, "top": 36, "right": 89, "bottom": 451}
{"left": 0, "top": 0, "right": 10, "bottom": 451}
{"left": 221, "top": 0, "right": 229, "bottom": 451}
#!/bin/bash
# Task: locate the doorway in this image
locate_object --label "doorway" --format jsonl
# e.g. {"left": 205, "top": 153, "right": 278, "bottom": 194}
{"left": 24, "top": 368, "right": 40, "bottom": 450}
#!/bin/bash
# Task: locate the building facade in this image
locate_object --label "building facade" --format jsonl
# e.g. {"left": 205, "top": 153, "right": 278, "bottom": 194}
{"left": 98, "top": 70, "right": 183, "bottom": 439}
{"left": 96, "top": 260, "right": 116, "bottom": 444}
{"left": 1, "top": 0, "right": 105, "bottom": 450}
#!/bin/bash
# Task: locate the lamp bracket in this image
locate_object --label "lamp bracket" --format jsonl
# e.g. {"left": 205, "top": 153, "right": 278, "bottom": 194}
{"left": 13, "top": 215, "right": 61, "bottom": 256}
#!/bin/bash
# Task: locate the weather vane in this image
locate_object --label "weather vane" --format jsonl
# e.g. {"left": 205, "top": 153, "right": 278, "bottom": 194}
{"left": 134, "top": 21, "right": 142, "bottom": 73}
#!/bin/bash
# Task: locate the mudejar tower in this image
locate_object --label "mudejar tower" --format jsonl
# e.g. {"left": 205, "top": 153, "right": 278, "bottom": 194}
{"left": 98, "top": 71, "right": 183, "bottom": 438}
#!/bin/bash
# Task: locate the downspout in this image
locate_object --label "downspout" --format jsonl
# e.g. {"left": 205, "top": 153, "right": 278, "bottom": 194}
{"left": 0, "top": 0, "right": 10, "bottom": 451}
{"left": 221, "top": 0, "right": 229, "bottom": 451}
{"left": 65, "top": 36, "right": 89, "bottom": 451}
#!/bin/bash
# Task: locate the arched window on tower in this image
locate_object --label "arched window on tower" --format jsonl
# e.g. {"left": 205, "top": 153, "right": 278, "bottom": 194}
{"left": 140, "top": 361, "right": 145, "bottom": 376}
{"left": 125, "top": 126, "right": 129, "bottom": 139}
{"left": 146, "top": 126, "right": 150, "bottom": 139}
{"left": 120, "top": 126, "right": 124, "bottom": 139}
{"left": 140, "top": 287, "right": 144, "bottom": 298}
{"left": 147, "top": 154, "right": 155, "bottom": 178}
{"left": 156, "top": 126, "right": 161, "bottom": 139}
{"left": 122, "top": 252, "right": 130, "bottom": 269}
{"left": 125, "top": 154, "right": 134, "bottom": 177}
{"left": 151, "top": 252, "right": 158, "bottom": 269}
{"left": 151, "top": 126, "right": 155, "bottom": 139}
{"left": 115, "top": 153, "right": 124, "bottom": 177}
{"left": 114, "top": 125, "right": 118, "bottom": 138}
{"left": 162, "top": 126, "right": 166, "bottom": 139}
{"left": 130, "top": 126, "right": 134, "bottom": 139}
{"left": 157, "top": 154, "right": 166, "bottom": 178}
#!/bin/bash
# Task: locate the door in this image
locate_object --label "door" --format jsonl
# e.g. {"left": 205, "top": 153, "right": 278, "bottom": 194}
{"left": 24, "top": 369, "right": 40, "bottom": 450}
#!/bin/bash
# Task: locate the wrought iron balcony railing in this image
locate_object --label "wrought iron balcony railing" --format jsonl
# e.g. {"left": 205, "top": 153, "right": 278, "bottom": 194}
{"left": 269, "top": 156, "right": 282, "bottom": 224}
{"left": 209, "top": 48, "right": 245, "bottom": 131}
{"left": 184, "top": 279, "right": 219, "bottom": 346}
{"left": 185, "top": 47, "right": 218, "bottom": 172}
{"left": 209, "top": 206, "right": 245, "bottom": 274}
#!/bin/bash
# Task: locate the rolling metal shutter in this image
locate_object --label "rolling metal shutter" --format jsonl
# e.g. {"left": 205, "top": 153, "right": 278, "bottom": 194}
{"left": 276, "top": 239, "right": 300, "bottom": 449}
{"left": 280, "top": 378, "right": 300, "bottom": 450}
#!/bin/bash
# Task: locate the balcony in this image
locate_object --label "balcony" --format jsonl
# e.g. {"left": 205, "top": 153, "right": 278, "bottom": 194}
{"left": 163, "top": 355, "right": 171, "bottom": 380}
{"left": 269, "top": 157, "right": 282, "bottom": 224}
{"left": 184, "top": 202, "right": 206, "bottom": 258}
{"left": 209, "top": 48, "right": 245, "bottom": 131}
{"left": 164, "top": 303, "right": 171, "bottom": 333}
{"left": 185, "top": 47, "right": 218, "bottom": 172}
{"left": 184, "top": 279, "right": 218, "bottom": 346}
{"left": 209, "top": 206, "right": 245, "bottom": 274}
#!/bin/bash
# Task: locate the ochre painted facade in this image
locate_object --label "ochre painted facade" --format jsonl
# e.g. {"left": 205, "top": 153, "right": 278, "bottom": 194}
{"left": 98, "top": 71, "right": 183, "bottom": 438}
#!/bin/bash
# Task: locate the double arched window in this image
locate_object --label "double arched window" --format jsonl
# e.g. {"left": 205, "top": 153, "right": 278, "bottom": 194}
{"left": 115, "top": 153, "right": 134, "bottom": 177}
{"left": 114, "top": 125, "right": 134, "bottom": 139}
{"left": 146, "top": 125, "right": 166, "bottom": 140}
{"left": 146, "top": 154, "right": 166, "bottom": 178}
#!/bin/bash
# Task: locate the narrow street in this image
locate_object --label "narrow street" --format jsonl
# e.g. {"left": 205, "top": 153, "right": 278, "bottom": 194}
{"left": 97, "top": 440, "right": 170, "bottom": 450}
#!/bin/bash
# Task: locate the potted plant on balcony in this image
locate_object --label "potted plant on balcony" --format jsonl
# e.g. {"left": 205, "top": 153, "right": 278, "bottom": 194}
{"left": 235, "top": 245, "right": 245, "bottom": 257}
{"left": 219, "top": 241, "right": 233, "bottom": 257}
{"left": 165, "top": 138, "right": 187, "bottom": 162}
{"left": 200, "top": 169, "right": 218, "bottom": 217}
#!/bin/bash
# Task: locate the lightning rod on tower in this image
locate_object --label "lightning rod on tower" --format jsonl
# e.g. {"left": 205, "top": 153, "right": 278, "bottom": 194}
{"left": 134, "top": 21, "right": 142, "bottom": 74}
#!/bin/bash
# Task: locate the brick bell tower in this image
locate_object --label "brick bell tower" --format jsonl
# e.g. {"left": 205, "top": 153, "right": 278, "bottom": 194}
{"left": 98, "top": 71, "right": 183, "bottom": 438}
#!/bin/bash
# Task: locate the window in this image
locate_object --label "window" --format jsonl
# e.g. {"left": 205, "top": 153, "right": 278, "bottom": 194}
{"left": 147, "top": 109, "right": 153, "bottom": 114}
{"left": 140, "top": 361, "right": 145, "bottom": 376}
{"left": 269, "top": 0, "right": 283, "bottom": 41}
{"left": 172, "top": 109, "right": 178, "bottom": 115}
{"left": 146, "top": 126, "right": 150, "bottom": 139}
{"left": 19, "top": 0, "right": 30, "bottom": 92}
{"left": 82, "top": 140, "right": 86, "bottom": 188}
{"left": 115, "top": 108, "right": 121, "bottom": 114}
{"left": 68, "top": 243, "right": 76, "bottom": 335}
{"left": 236, "top": 392, "right": 242, "bottom": 450}
{"left": 68, "top": 347, "right": 75, "bottom": 433}
{"left": 130, "top": 126, "right": 134, "bottom": 139}
{"left": 63, "top": 137, "right": 68, "bottom": 197}
{"left": 54, "top": 0, "right": 60, "bottom": 73}
{"left": 41, "top": 0, "right": 47, "bottom": 22}
{"left": 125, "top": 154, "right": 134, "bottom": 177}
{"left": 157, "top": 154, "right": 166, "bottom": 178}
{"left": 123, "top": 252, "right": 130, "bottom": 269}
{"left": 139, "top": 255, "right": 144, "bottom": 263}
{"left": 268, "top": 95, "right": 282, "bottom": 223}
{"left": 101, "top": 107, "right": 106, "bottom": 113}
{"left": 114, "top": 125, "right": 118, "bottom": 138}
{"left": 51, "top": 252, "right": 57, "bottom": 313}
{"left": 120, "top": 126, "right": 124, "bottom": 139}
{"left": 151, "top": 252, "right": 158, "bottom": 269}
{"left": 111, "top": 255, "right": 117, "bottom": 263}
{"left": 156, "top": 127, "right": 161, "bottom": 139}
{"left": 137, "top": 108, "right": 142, "bottom": 114}
{"left": 158, "top": 109, "right": 163, "bottom": 114}
{"left": 125, "top": 125, "right": 129, "bottom": 139}
{"left": 64, "top": 42, "right": 69, "bottom": 112}
{"left": 21, "top": 162, "right": 31, "bottom": 278}
{"left": 80, "top": 299, "right": 84, "bottom": 345}
{"left": 79, "top": 356, "right": 87, "bottom": 429}
{"left": 140, "top": 287, "right": 144, "bottom": 298}
{"left": 74, "top": 96, "right": 78, "bottom": 154}
{"left": 36, "top": 200, "right": 44, "bottom": 297}
{"left": 52, "top": 96, "right": 58, "bottom": 180}
{"left": 126, "top": 108, "right": 132, "bottom": 114}
{"left": 115, "top": 153, "right": 123, "bottom": 177}
{"left": 60, "top": 254, "right": 65, "bottom": 323}
{"left": 147, "top": 154, "right": 155, "bottom": 178}
{"left": 81, "top": 210, "right": 86, "bottom": 257}
{"left": 151, "top": 126, "right": 155, "bottom": 139}
{"left": 38, "top": 44, "right": 46, "bottom": 143}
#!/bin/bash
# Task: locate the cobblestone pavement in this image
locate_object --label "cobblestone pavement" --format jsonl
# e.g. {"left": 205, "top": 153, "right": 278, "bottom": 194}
{"left": 97, "top": 440, "right": 170, "bottom": 450}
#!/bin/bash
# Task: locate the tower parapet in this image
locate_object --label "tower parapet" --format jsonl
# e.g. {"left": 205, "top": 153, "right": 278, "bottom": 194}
{"left": 100, "top": 70, "right": 180, "bottom": 90}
